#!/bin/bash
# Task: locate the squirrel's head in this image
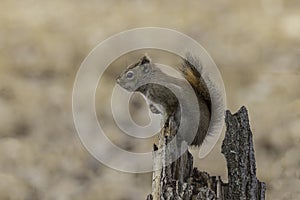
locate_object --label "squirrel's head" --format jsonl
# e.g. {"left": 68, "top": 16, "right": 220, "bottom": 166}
{"left": 116, "top": 55, "right": 153, "bottom": 92}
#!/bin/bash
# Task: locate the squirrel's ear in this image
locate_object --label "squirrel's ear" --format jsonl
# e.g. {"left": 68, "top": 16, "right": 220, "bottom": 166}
{"left": 142, "top": 63, "right": 150, "bottom": 73}
{"left": 140, "top": 54, "right": 151, "bottom": 73}
{"left": 140, "top": 55, "right": 151, "bottom": 65}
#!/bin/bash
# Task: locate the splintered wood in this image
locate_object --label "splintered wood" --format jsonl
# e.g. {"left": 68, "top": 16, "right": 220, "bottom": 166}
{"left": 146, "top": 106, "right": 265, "bottom": 200}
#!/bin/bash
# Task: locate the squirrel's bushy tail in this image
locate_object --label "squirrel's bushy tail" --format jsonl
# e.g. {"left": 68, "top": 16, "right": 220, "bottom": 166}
{"left": 179, "top": 54, "right": 212, "bottom": 146}
{"left": 179, "top": 55, "right": 211, "bottom": 112}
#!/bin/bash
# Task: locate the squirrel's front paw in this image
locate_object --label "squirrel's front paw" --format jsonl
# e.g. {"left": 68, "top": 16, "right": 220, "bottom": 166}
{"left": 149, "top": 104, "right": 161, "bottom": 114}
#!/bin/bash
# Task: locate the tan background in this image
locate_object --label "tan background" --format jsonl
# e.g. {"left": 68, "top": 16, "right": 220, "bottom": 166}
{"left": 0, "top": 0, "right": 300, "bottom": 199}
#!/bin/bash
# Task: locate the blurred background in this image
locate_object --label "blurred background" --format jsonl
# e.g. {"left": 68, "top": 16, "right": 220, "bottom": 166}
{"left": 0, "top": 0, "right": 299, "bottom": 199}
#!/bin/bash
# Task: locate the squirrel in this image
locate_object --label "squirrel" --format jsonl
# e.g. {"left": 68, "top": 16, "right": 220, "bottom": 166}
{"left": 116, "top": 54, "right": 211, "bottom": 147}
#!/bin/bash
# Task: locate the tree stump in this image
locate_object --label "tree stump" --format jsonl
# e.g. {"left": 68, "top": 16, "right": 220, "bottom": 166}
{"left": 146, "top": 106, "right": 266, "bottom": 200}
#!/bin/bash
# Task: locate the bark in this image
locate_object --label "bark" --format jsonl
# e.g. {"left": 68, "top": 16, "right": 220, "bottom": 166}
{"left": 221, "top": 106, "right": 266, "bottom": 200}
{"left": 146, "top": 106, "right": 266, "bottom": 200}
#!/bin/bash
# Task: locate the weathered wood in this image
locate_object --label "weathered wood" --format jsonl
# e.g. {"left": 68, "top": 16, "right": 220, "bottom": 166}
{"left": 221, "top": 106, "right": 266, "bottom": 200}
{"left": 146, "top": 106, "right": 266, "bottom": 200}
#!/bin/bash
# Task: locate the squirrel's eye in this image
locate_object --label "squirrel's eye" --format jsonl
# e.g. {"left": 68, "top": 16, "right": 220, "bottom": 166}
{"left": 126, "top": 71, "right": 134, "bottom": 79}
